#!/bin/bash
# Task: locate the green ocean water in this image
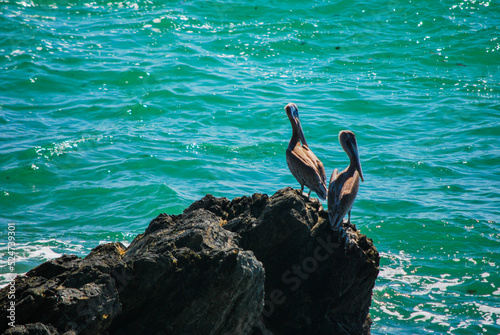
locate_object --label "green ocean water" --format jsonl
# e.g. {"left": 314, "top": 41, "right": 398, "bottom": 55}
{"left": 1, "top": 0, "right": 499, "bottom": 333}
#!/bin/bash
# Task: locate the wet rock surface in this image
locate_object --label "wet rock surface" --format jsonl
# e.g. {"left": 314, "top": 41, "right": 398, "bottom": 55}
{"left": 1, "top": 187, "right": 379, "bottom": 335}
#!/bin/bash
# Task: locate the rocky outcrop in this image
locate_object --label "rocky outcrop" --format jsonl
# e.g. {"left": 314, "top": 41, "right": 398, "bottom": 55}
{"left": 1, "top": 187, "right": 379, "bottom": 335}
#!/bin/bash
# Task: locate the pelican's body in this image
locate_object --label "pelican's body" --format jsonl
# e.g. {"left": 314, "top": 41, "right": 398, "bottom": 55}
{"left": 285, "top": 103, "right": 327, "bottom": 200}
{"left": 328, "top": 130, "right": 364, "bottom": 229}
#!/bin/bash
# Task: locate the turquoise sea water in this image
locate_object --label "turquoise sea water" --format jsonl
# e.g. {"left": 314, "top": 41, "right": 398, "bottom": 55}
{"left": 1, "top": 0, "right": 499, "bottom": 333}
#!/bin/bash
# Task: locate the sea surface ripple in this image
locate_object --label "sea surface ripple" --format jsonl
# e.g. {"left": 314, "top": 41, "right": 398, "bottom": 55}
{"left": 1, "top": 0, "right": 499, "bottom": 333}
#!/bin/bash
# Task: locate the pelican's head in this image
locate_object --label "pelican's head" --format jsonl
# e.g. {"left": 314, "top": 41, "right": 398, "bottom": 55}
{"left": 285, "top": 103, "right": 299, "bottom": 119}
{"left": 339, "top": 130, "right": 364, "bottom": 182}
{"left": 285, "top": 103, "right": 308, "bottom": 146}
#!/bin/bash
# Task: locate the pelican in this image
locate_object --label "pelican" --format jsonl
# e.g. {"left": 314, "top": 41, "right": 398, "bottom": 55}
{"left": 328, "top": 130, "right": 364, "bottom": 229}
{"left": 285, "top": 103, "right": 327, "bottom": 200}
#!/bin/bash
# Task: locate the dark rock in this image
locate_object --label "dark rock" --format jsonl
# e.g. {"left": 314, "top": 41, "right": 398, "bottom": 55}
{"left": 4, "top": 322, "right": 59, "bottom": 335}
{"left": 222, "top": 188, "right": 379, "bottom": 335}
{"left": 0, "top": 188, "right": 379, "bottom": 335}
{"left": 110, "top": 208, "right": 265, "bottom": 335}
{"left": 1, "top": 244, "right": 125, "bottom": 335}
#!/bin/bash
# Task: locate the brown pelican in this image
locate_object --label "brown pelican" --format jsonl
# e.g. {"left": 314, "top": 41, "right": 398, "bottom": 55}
{"left": 285, "top": 103, "right": 327, "bottom": 200}
{"left": 328, "top": 130, "right": 364, "bottom": 229}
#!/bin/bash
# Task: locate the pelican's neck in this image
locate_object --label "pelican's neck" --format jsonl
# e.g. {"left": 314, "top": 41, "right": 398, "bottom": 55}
{"left": 347, "top": 155, "right": 358, "bottom": 173}
{"left": 345, "top": 140, "right": 363, "bottom": 181}
{"left": 288, "top": 122, "right": 300, "bottom": 150}
{"left": 291, "top": 121, "right": 300, "bottom": 140}
{"left": 342, "top": 140, "right": 357, "bottom": 171}
{"left": 289, "top": 117, "right": 308, "bottom": 148}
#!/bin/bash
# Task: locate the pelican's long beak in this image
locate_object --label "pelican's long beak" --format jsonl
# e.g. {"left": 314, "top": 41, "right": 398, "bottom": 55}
{"left": 295, "top": 118, "right": 309, "bottom": 147}
{"left": 287, "top": 103, "right": 309, "bottom": 147}
{"left": 349, "top": 139, "right": 364, "bottom": 182}
{"left": 356, "top": 151, "right": 364, "bottom": 182}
